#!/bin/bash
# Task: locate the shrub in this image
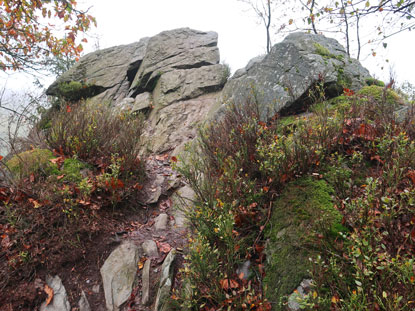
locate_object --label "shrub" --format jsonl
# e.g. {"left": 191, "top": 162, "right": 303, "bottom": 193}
{"left": 45, "top": 100, "right": 145, "bottom": 178}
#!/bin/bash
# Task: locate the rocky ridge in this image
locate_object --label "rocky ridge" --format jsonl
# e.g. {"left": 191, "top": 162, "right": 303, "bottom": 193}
{"left": 41, "top": 28, "right": 373, "bottom": 311}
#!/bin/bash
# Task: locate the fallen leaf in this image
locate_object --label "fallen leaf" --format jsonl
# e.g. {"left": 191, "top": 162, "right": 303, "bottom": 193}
{"left": 220, "top": 278, "right": 239, "bottom": 291}
{"left": 155, "top": 154, "right": 169, "bottom": 161}
{"left": 138, "top": 257, "right": 147, "bottom": 270}
{"left": 0, "top": 155, "right": 3, "bottom": 161}
{"left": 408, "top": 170, "right": 415, "bottom": 185}
{"left": 156, "top": 241, "right": 172, "bottom": 253}
{"left": 28, "top": 198, "right": 42, "bottom": 209}
{"left": 44, "top": 284, "right": 54, "bottom": 306}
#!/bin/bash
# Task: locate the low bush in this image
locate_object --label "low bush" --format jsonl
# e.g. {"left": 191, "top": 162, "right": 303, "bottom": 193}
{"left": 45, "top": 100, "right": 145, "bottom": 178}
{"left": 0, "top": 98, "right": 147, "bottom": 303}
{"left": 175, "top": 83, "right": 415, "bottom": 310}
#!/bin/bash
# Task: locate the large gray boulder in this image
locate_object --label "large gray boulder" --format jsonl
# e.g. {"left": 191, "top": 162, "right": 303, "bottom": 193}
{"left": 46, "top": 38, "right": 149, "bottom": 104}
{"left": 100, "top": 241, "right": 140, "bottom": 311}
{"left": 222, "top": 32, "right": 371, "bottom": 120}
{"left": 129, "top": 28, "right": 220, "bottom": 95}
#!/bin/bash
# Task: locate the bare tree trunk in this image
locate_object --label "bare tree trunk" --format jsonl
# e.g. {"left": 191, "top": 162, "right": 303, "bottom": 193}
{"left": 266, "top": 0, "right": 272, "bottom": 53}
{"left": 356, "top": 11, "right": 361, "bottom": 60}
{"left": 341, "top": 0, "right": 350, "bottom": 57}
{"left": 310, "top": 0, "right": 318, "bottom": 34}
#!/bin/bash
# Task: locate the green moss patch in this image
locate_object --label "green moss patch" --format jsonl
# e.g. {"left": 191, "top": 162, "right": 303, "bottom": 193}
{"left": 358, "top": 85, "right": 403, "bottom": 106}
{"left": 365, "top": 77, "right": 385, "bottom": 87}
{"left": 61, "top": 158, "right": 90, "bottom": 182}
{"left": 6, "top": 149, "right": 59, "bottom": 178}
{"left": 57, "top": 81, "right": 102, "bottom": 102}
{"left": 264, "top": 177, "right": 342, "bottom": 309}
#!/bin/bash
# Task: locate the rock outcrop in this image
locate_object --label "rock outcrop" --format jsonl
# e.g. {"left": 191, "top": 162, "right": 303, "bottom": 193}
{"left": 47, "top": 28, "right": 227, "bottom": 155}
{"left": 222, "top": 32, "right": 371, "bottom": 120}
{"left": 40, "top": 27, "right": 378, "bottom": 311}
{"left": 47, "top": 38, "right": 149, "bottom": 104}
{"left": 129, "top": 28, "right": 220, "bottom": 95}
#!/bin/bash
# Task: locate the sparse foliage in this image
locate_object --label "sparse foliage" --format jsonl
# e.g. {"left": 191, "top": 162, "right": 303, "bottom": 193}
{"left": 0, "top": 0, "right": 96, "bottom": 71}
{"left": 241, "top": 0, "right": 415, "bottom": 59}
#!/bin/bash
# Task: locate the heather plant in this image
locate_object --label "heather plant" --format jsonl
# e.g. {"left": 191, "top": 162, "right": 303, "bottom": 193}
{"left": 45, "top": 100, "right": 145, "bottom": 178}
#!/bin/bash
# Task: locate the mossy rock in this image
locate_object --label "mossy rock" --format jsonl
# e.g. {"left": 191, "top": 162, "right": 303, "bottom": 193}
{"left": 365, "top": 77, "right": 385, "bottom": 87}
{"left": 57, "top": 81, "right": 102, "bottom": 102}
{"left": 264, "top": 177, "right": 342, "bottom": 310}
{"left": 61, "top": 158, "right": 90, "bottom": 182}
{"left": 6, "top": 149, "right": 59, "bottom": 178}
{"left": 357, "top": 85, "right": 403, "bottom": 107}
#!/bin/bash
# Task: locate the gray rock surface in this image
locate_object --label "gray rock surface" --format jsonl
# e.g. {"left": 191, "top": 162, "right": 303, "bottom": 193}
{"left": 222, "top": 32, "right": 371, "bottom": 120}
{"left": 236, "top": 260, "right": 252, "bottom": 280}
{"left": 133, "top": 92, "right": 153, "bottom": 112}
{"left": 141, "top": 92, "right": 221, "bottom": 154}
{"left": 129, "top": 28, "right": 219, "bottom": 94}
{"left": 142, "top": 240, "right": 159, "bottom": 257}
{"left": 40, "top": 275, "right": 71, "bottom": 311}
{"left": 100, "top": 241, "right": 140, "bottom": 311}
{"left": 171, "top": 185, "right": 196, "bottom": 228}
{"left": 154, "top": 213, "right": 169, "bottom": 231}
{"left": 78, "top": 290, "right": 91, "bottom": 311}
{"left": 142, "top": 174, "right": 164, "bottom": 204}
{"left": 154, "top": 249, "right": 176, "bottom": 311}
{"left": 152, "top": 64, "right": 227, "bottom": 107}
{"left": 141, "top": 259, "right": 151, "bottom": 305}
{"left": 47, "top": 38, "right": 149, "bottom": 104}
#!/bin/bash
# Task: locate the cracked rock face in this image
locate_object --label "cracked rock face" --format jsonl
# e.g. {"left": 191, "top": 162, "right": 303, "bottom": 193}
{"left": 129, "top": 28, "right": 220, "bottom": 95}
{"left": 46, "top": 37, "right": 149, "bottom": 104}
{"left": 221, "top": 32, "right": 371, "bottom": 121}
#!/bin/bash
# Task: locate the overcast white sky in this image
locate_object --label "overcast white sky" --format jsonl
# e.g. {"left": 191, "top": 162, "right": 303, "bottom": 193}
{"left": 2, "top": 0, "right": 415, "bottom": 91}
